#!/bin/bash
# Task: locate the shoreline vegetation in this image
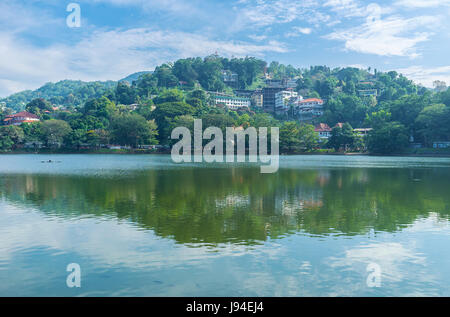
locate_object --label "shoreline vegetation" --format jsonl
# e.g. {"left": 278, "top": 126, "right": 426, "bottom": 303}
{"left": 2, "top": 148, "right": 450, "bottom": 157}
{"left": 1, "top": 55, "right": 450, "bottom": 156}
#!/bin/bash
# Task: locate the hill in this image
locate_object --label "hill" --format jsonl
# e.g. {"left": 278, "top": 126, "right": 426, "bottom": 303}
{"left": 119, "top": 71, "right": 153, "bottom": 84}
{"left": 0, "top": 80, "right": 117, "bottom": 111}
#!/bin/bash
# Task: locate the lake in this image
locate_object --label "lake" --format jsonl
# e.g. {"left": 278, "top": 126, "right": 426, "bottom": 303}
{"left": 0, "top": 154, "right": 449, "bottom": 296}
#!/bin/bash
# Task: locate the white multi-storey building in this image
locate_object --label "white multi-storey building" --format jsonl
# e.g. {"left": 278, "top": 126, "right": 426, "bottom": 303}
{"left": 213, "top": 95, "right": 251, "bottom": 110}
{"left": 275, "top": 90, "right": 298, "bottom": 112}
{"left": 293, "top": 98, "right": 324, "bottom": 121}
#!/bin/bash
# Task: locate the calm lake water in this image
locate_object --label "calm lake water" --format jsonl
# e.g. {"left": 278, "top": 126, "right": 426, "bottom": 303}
{"left": 0, "top": 154, "right": 450, "bottom": 296}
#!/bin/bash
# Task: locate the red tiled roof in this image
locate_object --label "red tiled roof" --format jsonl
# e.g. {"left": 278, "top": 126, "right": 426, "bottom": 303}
{"left": 335, "top": 122, "right": 344, "bottom": 128}
{"left": 7, "top": 111, "right": 39, "bottom": 119}
{"left": 299, "top": 98, "right": 324, "bottom": 104}
{"left": 314, "top": 123, "right": 332, "bottom": 132}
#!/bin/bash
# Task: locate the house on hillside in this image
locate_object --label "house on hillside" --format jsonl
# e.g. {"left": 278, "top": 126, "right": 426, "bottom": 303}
{"left": 293, "top": 98, "right": 324, "bottom": 121}
{"left": 222, "top": 70, "right": 239, "bottom": 89}
{"left": 433, "top": 141, "right": 450, "bottom": 149}
{"left": 3, "top": 111, "right": 40, "bottom": 126}
{"left": 315, "top": 123, "right": 332, "bottom": 141}
{"left": 358, "top": 89, "right": 378, "bottom": 97}
{"left": 354, "top": 128, "right": 372, "bottom": 137}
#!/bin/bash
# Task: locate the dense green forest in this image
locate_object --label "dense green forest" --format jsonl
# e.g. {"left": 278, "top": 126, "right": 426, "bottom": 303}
{"left": 1, "top": 80, "right": 117, "bottom": 110}
{"left": 1, "top": 55, "right": 450, "bottom": 155}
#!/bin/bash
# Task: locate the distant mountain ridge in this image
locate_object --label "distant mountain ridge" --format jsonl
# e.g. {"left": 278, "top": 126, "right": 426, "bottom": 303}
{"left": 0, "top": 80, "right": 116, "bottom": 111}
{"left": 0, "top": 71, "right": 152, "bottom": 111}
{"left": 119, "top": 71, "right": 153, "bottom": 84}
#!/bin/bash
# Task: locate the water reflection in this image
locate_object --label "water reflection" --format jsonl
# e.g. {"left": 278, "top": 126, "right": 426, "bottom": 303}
{"left": 1, "top": 165, "right": 449, "bottom": 245}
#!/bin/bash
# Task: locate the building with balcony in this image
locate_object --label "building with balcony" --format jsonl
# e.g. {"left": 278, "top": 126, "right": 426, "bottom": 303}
{"left": 275, "top": 90, "right": 298, "bottom": 113}
{"left": 3, "top": 111, "right": 40, "bottom": 126}
{"left": 314, "top": 123, "right": 332, "bottom": 141}
{"left": 212, "top": 95, "right": 251, "bottom": 110}
{"left": 293, "top": 98, "right": 324, "bottom": 121}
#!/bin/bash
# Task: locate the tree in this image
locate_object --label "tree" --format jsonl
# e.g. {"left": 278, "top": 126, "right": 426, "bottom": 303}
{"left": 190, "top": 89, "right": 207, "bottom": 103}
{"left": 41, "top": 120, "right": 72, "bottom": 147}
{"left": 439, "top": 87, "right": 450, "bottom": 107}
{"left": 153, "top": 89, "right": 184, "bottom": 105}
{"left": 135, "top": 98, "right": 154, "bottom": 120}
{"left": 115, "top": 81, "right": 137, "bottom": 105}
{"left": 343, "top": 80, "right": 356, "bottom": 94}
{"left": 280, "top": 121, "right": 301, "bottom": 153}
{"left": 364, "top": 110, "right": 391, "bottom": 129}
{"left": 110, "top": 113, "right": 158, "bottom": 147}
{"left": 388, "top": 95, "right": 428, "bottom": 130}
{"left": 366, "top": 122, "right": 409, "bottom": 154}
{"left": 236, "top": 113, "right": 251, "bottom": 128}
{"left": 151, "top": 101, "right": 195, "bottom": 143}
{"left": 433, "top": 80, "right": 447, "bottom": 93}
{"left": 193, "top": 56, "right": 225, "bottom": 91}
{"left": 66, "top": 129, "right": 88, "bottom": 149}
{"left": 327, "top": 123, "right": 356, "bottom": 151}
{"left": 297, "top": 77, "right": 313, "bottom": 90}
{"left": 167, "top": 115, "right": 196, "bottom": 145}
{"left": 415, "top": 104, "right": 450, "bottom": 146}
{"left": 154, "top": 64, "right": 179, "bottom": 88}
{"left": 315, "top": 77, "right": 338, "bottom": 97}
{"left": 298, "top": 124, "right": 319, "bottom": 151}
{"left": 201, "top": 113, "right": 235, "bottom": 131}
{"left": 250, "top": 113, "right": 280, "bottom": 129}
{"left": 279, "top": 122, "right": 319, "bottom": 153}
{"left": 83, "top": 96, "right": 116, "bottom": 119}
{"left": 134, "top": 73, "right": 158, "bottom": 97}
{"left": 25, "top": 98, "right": 52, "bottom": 117}
{"left": 89, "top": 129, "right": 110, "bottom": 146}
{"left": 0, "top": 125, "right": 24, "bottom": 150}
{"left": 21, "top": 122, "right": 42, "bottom": 143}
{"left": 323, "top": 95, "right": 366, "bottom": 128}
{"left": 173, "top": 59, "right": 198, "bottom": 86}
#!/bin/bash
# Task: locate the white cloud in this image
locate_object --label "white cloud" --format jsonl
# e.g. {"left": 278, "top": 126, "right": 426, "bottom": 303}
{"left": 347, "top": 64, "right": 368, "bottom": 70}
{"left": 248, "top": 34, "right": 268, "bottom": 41}
{"left": 0, "top": 201, "right": 283, "bottom": 274}
{"left": 0, "top": 0, "right": 60, "bottom": 33}
{"left": 231, "top": 0, "right": 329, "bottom": 31}
{"left": 86, "top": 0, "right": 199, "bottom": 14}
{"left": 396, "top": 65, "right": 450, "bottom": 87}
{"left": 0, "top": 28, "right": 287, "bottom": 97}
{"left": 323, "top": 0, "right": 367, "bottom": 17}
{"left": 286, "top": 27, "right": 313, "bottom": 37}
{"left": 297, "top": 27, "right": 312, "bottom": 35}
{"left": 327, "top": 242, "right": 440, "bottom": 296}
{"left": 325, "top": 14, "right": 436, "bottom": 57}
{"left": 395, "top": 0, "right": 450, "bottom": 8}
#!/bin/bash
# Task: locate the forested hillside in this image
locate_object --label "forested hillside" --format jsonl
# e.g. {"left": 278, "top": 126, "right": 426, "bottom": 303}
{"left": 1, "top": 80, "right": 117, "bottom": 111}
{"left": 1, "top": 54, "right": 450, "bottom": 154}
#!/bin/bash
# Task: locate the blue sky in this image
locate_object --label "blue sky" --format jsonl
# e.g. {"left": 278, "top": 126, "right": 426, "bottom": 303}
{"left": 1, "top": 0, "right": 450, "bottom": 97}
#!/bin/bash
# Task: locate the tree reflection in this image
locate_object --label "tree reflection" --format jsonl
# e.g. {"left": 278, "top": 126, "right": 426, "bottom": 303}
{"left": 1, "top": 166, "right": 449, "bottom": 244}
